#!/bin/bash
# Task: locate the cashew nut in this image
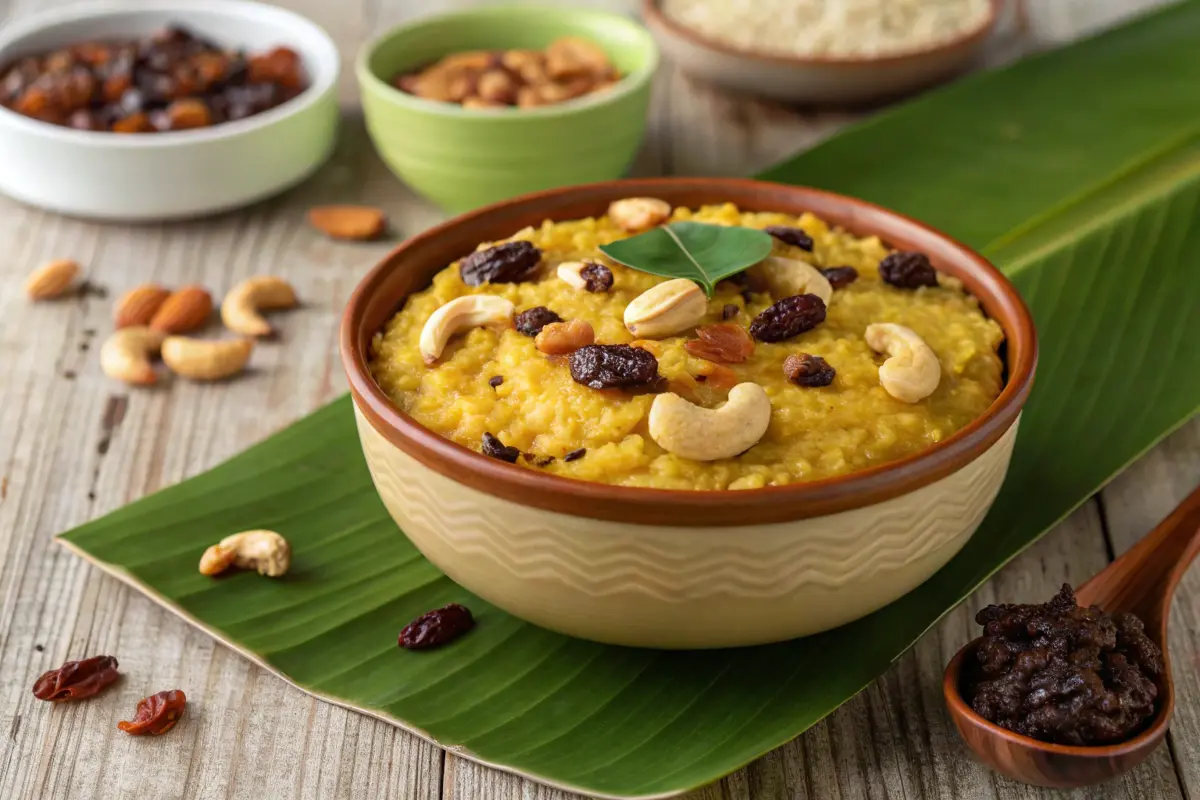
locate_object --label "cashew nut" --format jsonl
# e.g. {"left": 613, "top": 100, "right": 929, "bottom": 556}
{"left": 747, "top": 256, "right": 832, "bottom": 305}
{"left": 161, "top": 336, "right": 254, "bottom": 381}
{"left": 624, "top": 278, "right": 707, "bottom": 339}
{"left": 865, "top": 323, "right": 942, "bottom": 403}
{"left": 648, "top": 382, "right": 772, "bottom": 461}
{"left": 100, "top": 326, "right": 166, "bottom": 386}
{"left": 419, "top": 294, "right": 514, "bottom": 364}
{"left": 199, "top": 529, "right": 290, "bottom": 577}
{"left": 608, "top": 197, "right": 671, "bottom": 232}
{"left": 221, "top": 276, "right": 298, "bottom": 337}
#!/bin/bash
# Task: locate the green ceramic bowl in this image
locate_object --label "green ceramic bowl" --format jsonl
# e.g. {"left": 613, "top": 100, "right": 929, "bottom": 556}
{"left": 356, "top": 6, "right": 658, "bottom": 213}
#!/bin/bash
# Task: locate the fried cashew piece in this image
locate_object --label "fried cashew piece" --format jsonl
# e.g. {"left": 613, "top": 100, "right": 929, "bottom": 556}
{"left": 865, "top": 323, "right": 941, "bottom": 403}
{"left": 221, "top": 276, "right": 298, "bottom": 337}
{"left": 607, "top": 197, "right": 671, "bottom": 232}
{"left": 161, "top": 337, "right": 254, "bottom": 381}
{"left": 624, "top": 278, "right": 707, "bottom": 339}
{"left": 649, "top": 382, "right": 772, "bottom": 461}
{"left": 100, "top": 326, "right": 167, "bottom": 386}
{"left": 199, "top": 530, "right": 291, "bottom": 577}
{"left": 419, "top": 295, "right": 514, "bottom": 364}
{"left": 747, "top": 256, "right": 832, "bottom": 305}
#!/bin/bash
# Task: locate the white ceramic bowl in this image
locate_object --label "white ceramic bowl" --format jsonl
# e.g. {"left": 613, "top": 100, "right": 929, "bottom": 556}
{"left": 643, "top": 0, "right": 998, "bottom": 104}
{"left": 0, "top": 0, "right": 340, "bottom": 221}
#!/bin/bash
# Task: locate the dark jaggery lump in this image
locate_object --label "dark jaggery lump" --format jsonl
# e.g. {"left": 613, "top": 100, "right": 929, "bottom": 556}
{"left": 963, "top": 584, "right": 1162, "bottom": 746}
{"left": 459, "top": 241, "right": 542, "bottom": 285}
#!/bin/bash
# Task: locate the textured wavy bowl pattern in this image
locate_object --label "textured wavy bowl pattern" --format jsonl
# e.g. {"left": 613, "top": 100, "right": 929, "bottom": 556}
{"left": 355, "top": 407, "right": 1019, "bottom": 648}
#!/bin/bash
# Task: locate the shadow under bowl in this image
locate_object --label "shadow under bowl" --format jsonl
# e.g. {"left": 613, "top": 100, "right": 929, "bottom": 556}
{"left": 356, "top": 5, "right": 659, "bottom": 214}
{"left": 340, "top": 177, "right": 1037, "bottom": 648}
{"left": 944, "top": 639, "right": 1170, "bottom": 788}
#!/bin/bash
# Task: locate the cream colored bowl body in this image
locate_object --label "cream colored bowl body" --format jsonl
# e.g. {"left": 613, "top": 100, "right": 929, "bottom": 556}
{"left": 354, "top": 406, "right": 1019, "bottom": 649}
{"left": 0, "top": 1, "right": 340, "bottom": 221}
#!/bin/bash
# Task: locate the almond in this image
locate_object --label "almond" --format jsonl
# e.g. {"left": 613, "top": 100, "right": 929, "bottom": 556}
{"left": 24, "top": 259, "right": 80, "bottom": 300}
{"left": 150, "top": 285, "right": 213, "bottom": 334}
{"left": 114, "top": 284, "right": 171, "bottom": 328}
{"left": 307, "top": 206, "right": 387, "bottom": 241}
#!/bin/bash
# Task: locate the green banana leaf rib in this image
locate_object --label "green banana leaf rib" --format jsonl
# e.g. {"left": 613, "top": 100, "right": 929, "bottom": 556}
{"left": 60, "top": 1, "right": 1200, "bottom": 797}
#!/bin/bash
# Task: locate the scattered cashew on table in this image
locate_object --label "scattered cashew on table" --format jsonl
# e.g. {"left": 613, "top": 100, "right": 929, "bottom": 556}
{"left": 221, "top": 276, "right": 299, "bottom": 337}
{"left": 649, "top": 382, "right": 772, "bottom": 461}
{"left": 865, "top": 322, "right": 942, "bottom": 403}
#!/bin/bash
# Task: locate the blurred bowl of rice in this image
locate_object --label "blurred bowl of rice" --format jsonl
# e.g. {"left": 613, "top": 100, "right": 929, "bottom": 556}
{"left": 643, "top": 0, "right": 999, "bottom": 104}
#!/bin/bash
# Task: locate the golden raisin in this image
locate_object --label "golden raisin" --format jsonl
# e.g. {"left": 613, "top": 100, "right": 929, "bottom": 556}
{"left": 685, "top": 324, "right": 755, "bottom": 363}
{"left": 535, "top": 319, "right": 595, "bottom": 355}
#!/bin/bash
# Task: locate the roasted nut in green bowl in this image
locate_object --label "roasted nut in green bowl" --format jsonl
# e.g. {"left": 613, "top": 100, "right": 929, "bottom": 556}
{"left": 340, "top": 178, "right": 1037, "bottom": 648}
{"left": 355, "top": 6, "right": 658, "bottom": 213}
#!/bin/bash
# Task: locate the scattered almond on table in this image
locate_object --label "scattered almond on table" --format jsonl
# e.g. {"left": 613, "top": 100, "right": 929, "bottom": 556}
{"left": 149, "top": 285, "right": 213, "bottom": 334}
{"left": 114, "top": 284, "right": 171, "bottom": 328}
{"left": 307, "top": 205, "right": 387, "bottom": 240}
{"left": 24, "top": 259, "right": 80, "bottom": 300}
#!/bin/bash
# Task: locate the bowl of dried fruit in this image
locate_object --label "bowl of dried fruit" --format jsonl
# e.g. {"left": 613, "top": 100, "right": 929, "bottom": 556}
{"left": 356, "top": 5, "right": 658, "bottom": 213}
{"left": 643, "top": 0, "right": 999, "bottom": 104}
{"left": 341, "top": 177, "right": 1037, "bottom": 649}
{"left": 0, "top": 0, "right": 339, "bottom": 220}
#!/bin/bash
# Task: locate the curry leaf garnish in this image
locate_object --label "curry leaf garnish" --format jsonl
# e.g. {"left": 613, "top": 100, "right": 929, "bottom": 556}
{"left": 598, "top": 222, "right": 774, "bottom": 297}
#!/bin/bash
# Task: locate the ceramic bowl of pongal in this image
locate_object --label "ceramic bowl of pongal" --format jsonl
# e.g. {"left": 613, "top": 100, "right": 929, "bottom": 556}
{"left": 340, "top": 177, "right": 1036, "bottom": 649}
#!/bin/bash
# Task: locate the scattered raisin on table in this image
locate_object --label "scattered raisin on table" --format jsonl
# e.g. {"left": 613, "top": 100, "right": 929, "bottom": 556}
{"left": 568, "top": 344, "right": 659, "bottom": 390}
{"left": 784, "top": 354, "right": 835, "bottom": 387}
{"left": 579, "top": 262, "right": 614, "bottom": 292}
{"left": 32, "top": 655, "right": 120, "bottom": 702}
{"left": 819, "top": 266, "right": 859, "bottom": 289}
{"left": 459, "top": 241, "right": 542, "bottom": 285}
{"left": 749, "top": 294, "right": 827, "bottom": 342}
{"left": 514, "top": 306, "right": 561, "bottom": 336}
{"left": 879, "top": 251, "right": 938, "bottom": 289}
{"left": 117, "top": 689, "right": 186, "bottom": 735}
{"left": 963, "top": 584, "right": 1163, "bottom": 746}
{"left": 564, "top": 448, "right": 587, "bottom": 462}
{"left": 685, "top": 324, "right": 755, "bottom": 364}
{"left": 481, "top": 432, "right": 521, "bottom": 463}
{"left": 488, "top": 375, "right": 503, "bottom": 388}
{"left": 764, "top": 225, "right": 814, "bottom": 251}
{"left": 399, "top": 603, "right": 475, "bottom": 650}
{"left": 722, "top": 304, "right": 739, "bottom": 320}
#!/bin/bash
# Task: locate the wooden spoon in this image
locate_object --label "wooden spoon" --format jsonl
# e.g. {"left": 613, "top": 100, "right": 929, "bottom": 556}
{"left": 943, "top": 483, "right": 1200, "bottom": 788}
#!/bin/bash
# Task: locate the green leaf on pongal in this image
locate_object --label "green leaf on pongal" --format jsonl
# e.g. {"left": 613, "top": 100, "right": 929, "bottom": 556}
{"left": 598, "top": 221, "right": 774, "bottom": 296}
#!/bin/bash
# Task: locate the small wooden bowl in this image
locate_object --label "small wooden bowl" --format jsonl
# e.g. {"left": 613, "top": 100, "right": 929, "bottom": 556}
{"left": 944, "top": 640, "right": 1170, "bottom": 788}
{"left": 642, "top": 0, "right": 999, "bottom": 105}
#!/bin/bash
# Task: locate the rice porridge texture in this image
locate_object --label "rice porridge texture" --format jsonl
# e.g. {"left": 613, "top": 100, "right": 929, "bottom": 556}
{"left": 369, "top": 203, "right": 1004, "bottom": 490}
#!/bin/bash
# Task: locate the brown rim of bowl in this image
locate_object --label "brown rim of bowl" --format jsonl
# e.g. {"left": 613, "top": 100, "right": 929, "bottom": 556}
{"left": 641, "top": 0, "right": 999, "bottom": 67}
{"left": 943, "top": 639, "right": 1171, "bottom": 759}
{"left": 340, "top": 177, "right": 1037, "bottom": 527}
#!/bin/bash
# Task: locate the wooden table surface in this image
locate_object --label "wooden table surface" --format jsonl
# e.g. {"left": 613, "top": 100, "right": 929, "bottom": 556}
{"left": 2, "top": 0, "right": 1197, "bottom": 798}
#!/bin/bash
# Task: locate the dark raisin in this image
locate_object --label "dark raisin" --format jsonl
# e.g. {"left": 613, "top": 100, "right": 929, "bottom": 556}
{"left": 784, "top": 354, "right": 835, "bottom": 387}
{"left": 398, "top": 603, "right": 475, "bottom": 650}
{"left": 819, "top": 266, "right": 859, "bottom": 289}
{"left": 564, "top": 448, "right": 587, "bottom": 462}
{"left": 459, "top": 241, "right": 542, "bottom": 285}
{"left": 579, "top": 262, "right": 613, "bottom": 292}
{"left": 722, "top": 304, "right": 739, "bottom": 320}
{"left": 749, "top": 294, "right": 827, "bottom": 342}
{"left": 535, "top": 456, "right": 555, "bottom": 467}
{"left": 488, "top": 376, "right": 503, "bottom": 388}
{"left": 480, "top": 432, "right": 520, "bottom": 463}
{"left": 568, "top": 345, "right": 659, "bottom": 390}
{"left": 879, "top": 251, "right": 938, "bottom": 289}
{"left": 764, "top": 225, "right": 814, "bottom": 251}
{"left": 514, "top": 306, "right": 561, "bottom": 336}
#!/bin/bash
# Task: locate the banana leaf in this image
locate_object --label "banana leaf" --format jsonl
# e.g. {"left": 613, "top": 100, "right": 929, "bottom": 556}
{"left": 59, "top": 2, "right": 1200, "bottom": 797}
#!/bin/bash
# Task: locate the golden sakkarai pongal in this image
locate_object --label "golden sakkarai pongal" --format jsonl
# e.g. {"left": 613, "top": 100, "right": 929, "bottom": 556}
{"left": 369, "top": 199, "right": 1004, "bottom": 490}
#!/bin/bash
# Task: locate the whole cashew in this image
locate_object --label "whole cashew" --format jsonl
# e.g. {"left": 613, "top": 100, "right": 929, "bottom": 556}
{"left": 608, "top": 197, "right": 671, "bottom": 232}
{"left": 199, "top": 529, "right": 290, "bottom": 577}
{"left": 649, "top": 382, "right": 772, "bottom": 461}
{"left": 865, "top": 323, "right": 942, "bottom": 403}
{"left": 161, "top": 336, "right": 254, "bottom": 381}
{"left": 624, "top": 278, "right": 707, "bottom": 339}
{"left": 100, "top": 326, "right": 166, "bottom": 386}
{"left": 420, "top": 295, "right": 515, "bottom": 364}
{"left": 747, "top": 256, "right": 832, "bottom": 305}
{"left": 221, "top": 276, "right": 298, "bottom": 337}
